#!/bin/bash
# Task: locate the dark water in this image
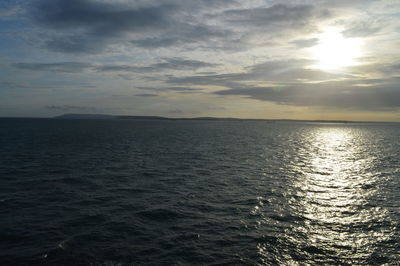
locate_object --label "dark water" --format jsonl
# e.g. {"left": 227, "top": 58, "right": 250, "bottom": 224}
{"left": 0, "top": 118, "right": 399, "bottom": 265}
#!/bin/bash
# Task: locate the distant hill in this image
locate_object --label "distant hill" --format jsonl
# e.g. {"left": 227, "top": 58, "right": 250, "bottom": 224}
{"left": 54, "top": 114, "right": 117, "bottom": 119}
{"left": 115, "top": 115, "right": 171, "bottom": 120}
{"left": 53, "top": 113, "right": 242, "bottom": 121}
{"left": 52, "top": 113, "right": 397, "bottom": 124}
{"left": 54, "top": 113, "right": 178, "bottom": 120}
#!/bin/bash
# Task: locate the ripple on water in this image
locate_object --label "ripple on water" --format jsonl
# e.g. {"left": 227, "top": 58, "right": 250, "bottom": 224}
{"left": 0, "top": 119, "right": 399, "bottom": 265}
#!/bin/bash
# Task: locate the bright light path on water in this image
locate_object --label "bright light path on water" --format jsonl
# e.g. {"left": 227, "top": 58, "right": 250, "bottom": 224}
{"left": 257, "top": 126, "right": 393, "bottom": 264}
{"left": 295, "top": 128, "right": 389, "bottom": 260}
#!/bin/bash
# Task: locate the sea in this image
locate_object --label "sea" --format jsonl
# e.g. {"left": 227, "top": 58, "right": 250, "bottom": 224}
{"left": 0, "top": 118, "right": 399, "bottom": 265}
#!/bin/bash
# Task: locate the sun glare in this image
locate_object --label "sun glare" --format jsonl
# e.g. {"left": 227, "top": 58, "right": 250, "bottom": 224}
{"left": 313, "top": 29, "right": 362, "bottom": 70}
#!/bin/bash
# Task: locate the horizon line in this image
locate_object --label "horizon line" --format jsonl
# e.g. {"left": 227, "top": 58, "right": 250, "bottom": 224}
{"left": 0, "top": 113, "right": 399, "bottom": 124}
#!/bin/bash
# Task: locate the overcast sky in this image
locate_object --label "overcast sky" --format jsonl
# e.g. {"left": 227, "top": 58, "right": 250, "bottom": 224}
{"left": 1, "top": 0, "right": 399, "bottom": 121}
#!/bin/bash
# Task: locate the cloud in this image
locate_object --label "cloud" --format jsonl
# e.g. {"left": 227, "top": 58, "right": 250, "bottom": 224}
{"left": 44, "top": 35, "right": 106, "bottom": 54}
{"left": 0, "top": 80, "right": 94, "bottom": 90}
{"left": 13, "top": 57, "right": 218, "bottom": 74}
{"left": 341, "top": 20, "right": 383, "bottom": 38}
{"left": 96, "top": 57, "right": 218, "bottom": 72}
{"left": 221, "top": 4, "right": 330, "bottom": 31}
{"left": 29, "top": 1, "right": 328, "bottom": 53}
{"left": 130, "top": 23, "right": 233, "bottom": 49}
{"left": 166, "top": 58, "right": 400, "bottom": 110}
{"left": 44, "top": 105, "right": 97, "bottom": 111}
{"left": 3, "top": 0, "right": 399, "bottom": 120}
{"left": 167, "top": 59, "right": 346, "bottom": 86}
{"left": 0, "top": 2, "right": 23, "bottom": 17}
{"left": 32, "top": 0, "right": 171, "bottom": 34}
{"left": 30, "top": 0, "right": 174, "bottom": 53}
{"left": 130, "top": 37, "right": 179, "bottom": 49}
{"left": 28, "top": 0, "right": 237, "bottom": 53}
{"left": 291, "top": 38, "right": 319, "bottom": 48}
{"left": 135, "top": 93, "right": 158, "bottom": 97}
{"left": 13, "top": 62, "right": 93, "bottom": 73}
{"left": 136, "top": 86, "right": 203, "bottom": 93}
{"left": 213, "top": 79, "right": 400, "bottom": 110}
{"left": 167, "top": 108, "right": 183, "bottom": 114}
{"left": 152, "top": 57, "right": 219, "bottom": 70}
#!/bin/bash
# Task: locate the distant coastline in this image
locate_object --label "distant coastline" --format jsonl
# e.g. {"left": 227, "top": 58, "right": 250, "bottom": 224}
{"left": 47, "top": 113, "right": 397, "bottom": 124}
{"left": 0, "top": 113, "right": 398, "bottom": 124}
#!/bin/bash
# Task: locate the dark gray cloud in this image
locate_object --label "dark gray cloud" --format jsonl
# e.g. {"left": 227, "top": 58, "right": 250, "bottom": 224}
{"left": 152, "top": 57, "right": 219, "bottom": 70}
{"left": 30, "top": 0, "right": 174, "bottom": 53}
{"left": 130, "top": 37, "right": 179, "bottom": 49}
{"left": 13, "top": 62, "right": 93, "bottom": 73}
{"left": 130, "top": 23, "right": 233, "bottom": 49}
{"left": 222, "top": 4, "right": 330, "bottom": 31}
{"left": 32, "top": 0, "right": 171, "bottom": 34}
{"left": 13, "top": 57, "right": 217, "bottom": 73}
{"left": 97, "top": 57, "right": 218, "bottom": 72}
{"left": 45, "top": 34, "right": 106, "bottom": 54}
{"left": 28, "top": 0, "right": 237, "bottom": 53}
{"left": 136, "top": 86, "right": 203, "bottom": 93}
{"left": 0, "top": 81, "right": 38, "bottom": 90}
{"left": 0, "top": 80, "right": 94, "bottom": 90}
{"left": 28, "top": 1, "right": 330, "bottom": 53}
{"left": 166, "top": 58, "right": 400, "bottom": 110}
{"left": 135, "top": 93, "right": 158, "bottom": 97}
{"left": 213, "top": 80, "right": 400, "bottom": 110}
{"left": 95, "top": 65, "right": 151, "bottom": 72}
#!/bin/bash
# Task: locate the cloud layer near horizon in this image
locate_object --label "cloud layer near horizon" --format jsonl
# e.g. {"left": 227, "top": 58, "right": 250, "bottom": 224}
{"left": 0, "top": 0, "right": 399, "bottom": 120}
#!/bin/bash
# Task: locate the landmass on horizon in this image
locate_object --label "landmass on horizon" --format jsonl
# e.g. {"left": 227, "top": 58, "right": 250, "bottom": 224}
{"left": 46, "top": 113, "right": 396, "bottom": 124}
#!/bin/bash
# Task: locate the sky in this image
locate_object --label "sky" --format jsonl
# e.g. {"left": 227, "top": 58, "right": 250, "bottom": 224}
{"left": 0, "top": 0, "right": 400, "bottom": 121}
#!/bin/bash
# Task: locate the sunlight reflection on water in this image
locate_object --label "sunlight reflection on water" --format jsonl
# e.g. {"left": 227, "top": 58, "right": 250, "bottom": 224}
{"left": 258, "top": 126, "right": 396, "bottom": 264}
{"left": 1, "top": 120, "right": 398, "bottom": 265}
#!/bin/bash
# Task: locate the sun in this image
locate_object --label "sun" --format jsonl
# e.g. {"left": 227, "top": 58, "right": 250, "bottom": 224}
{"left": 313, "top": 29, "right": 362, "bottom": 70}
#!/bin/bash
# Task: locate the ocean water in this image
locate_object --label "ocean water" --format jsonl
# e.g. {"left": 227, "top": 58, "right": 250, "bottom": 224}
{"left": 0, "top": 118, "right": 399, "bottom": 265}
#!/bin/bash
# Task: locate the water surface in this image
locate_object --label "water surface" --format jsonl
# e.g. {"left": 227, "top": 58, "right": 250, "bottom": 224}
{"left": 0, "top": 119, "right": 399, "bottom": 265}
